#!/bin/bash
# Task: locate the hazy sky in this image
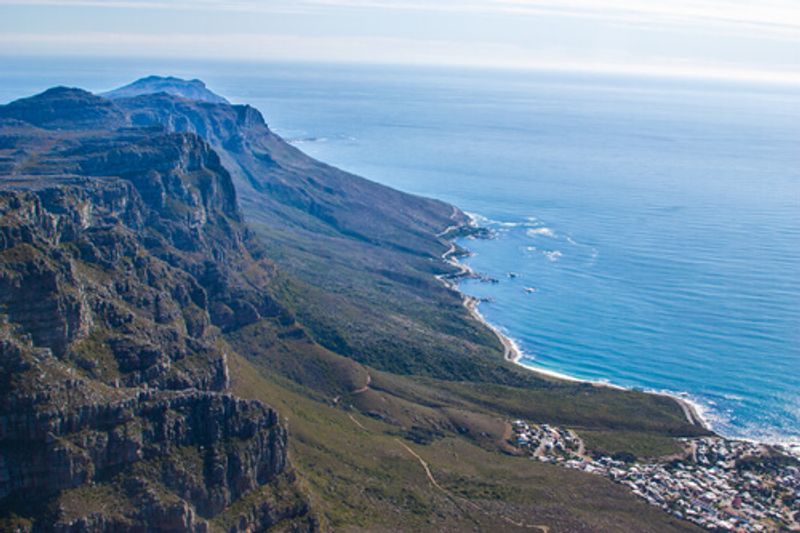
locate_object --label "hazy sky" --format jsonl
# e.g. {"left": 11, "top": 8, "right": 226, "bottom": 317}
{"left": 1, "top": 0, "right": 799, "bottom": 83}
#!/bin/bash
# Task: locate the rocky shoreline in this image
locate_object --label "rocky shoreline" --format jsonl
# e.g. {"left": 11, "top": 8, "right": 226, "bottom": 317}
{"left": 437, "top": 216, "right": 712, "bottom": 431}
{"left": 435, "top": 218, "right": 800, "bottom": 531}
{"left": 438, "top": 215, "right": 799, "bottom": 462}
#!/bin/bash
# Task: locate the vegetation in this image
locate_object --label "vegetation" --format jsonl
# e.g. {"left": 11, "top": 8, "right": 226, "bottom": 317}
{"left": 579, "top": 430, "right": 684, "bottom": 461}
{"left": 227, "top": 343, "right": 703, "bottom": 531}
{"left": 0, "top": 80, "right": 716, "bottom": 531}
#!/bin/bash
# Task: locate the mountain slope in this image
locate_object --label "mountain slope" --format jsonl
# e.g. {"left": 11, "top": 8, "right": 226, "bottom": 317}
{"left": 0, "top": 102, "right": 313, "bottom": 531}
{"left": 0, "top": 82, "right": 710, "bottom": 532}
{"left": 0, "top": 87, "right": 127, "bottom": 130}
{"left": 106, "top": 84, "right": 519, "bottom": 383}
{"left": 103, "top": 76, "right": 230, "bottom": 105}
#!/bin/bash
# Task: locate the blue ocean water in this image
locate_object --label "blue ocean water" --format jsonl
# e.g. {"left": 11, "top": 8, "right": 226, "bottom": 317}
{"left": 1, "top": 59, "right": 798, "bottom": 445}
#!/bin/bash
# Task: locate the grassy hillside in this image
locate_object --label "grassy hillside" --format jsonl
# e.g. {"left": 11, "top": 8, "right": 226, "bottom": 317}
{"left": 213, "top": 304, "right": 708, "bottom": 532}
{"left": 225, "top": 327, "right": 704, "bottom": 532}
{"left": 0, "top": 81, "right": 717, "bottom": 531}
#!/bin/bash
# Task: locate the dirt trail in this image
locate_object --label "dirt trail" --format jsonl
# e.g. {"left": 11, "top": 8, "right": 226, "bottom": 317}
{"left": 332, "top": 371, "right": 372, "bottom": 404}
{"left": 341, "top": 370, "right": 550, "bottom": 530}
{"left": 395, "top": 439, "right": 447, "bottom": 492}
{"left": 569, "top": 429, "right": 587, "bottom": 459}
{"left": 394, "top": 438, "right": 550, "bottom": 532}
{"left": 436, "top": 206, "right": 464, "bottom": 237}
{"left": 352, "top": 372, "right": 371, "bottom": 395}
{"left": 348, "top": 413, "right": 368, "bottom": 431}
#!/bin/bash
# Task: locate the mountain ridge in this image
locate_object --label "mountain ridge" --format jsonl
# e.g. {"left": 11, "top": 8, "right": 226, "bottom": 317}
{"left": 103, "top": 76, "right": 230, "bottom": 105}
{"left": 0, "top": 116, "right": 315, "bottom": 530}
{"left": 0, "top": 78, "right": 711, "bottom": 532}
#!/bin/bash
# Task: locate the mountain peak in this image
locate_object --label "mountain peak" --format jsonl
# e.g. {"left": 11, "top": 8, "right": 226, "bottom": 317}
{"left": 39, "top": 86, "right": 94, "bottom": 98}
{"left": 0, "top": 86, "right": 125, "bottom": 129}
{"left": 103, "top": 75, "right": 230, "bottom": 104}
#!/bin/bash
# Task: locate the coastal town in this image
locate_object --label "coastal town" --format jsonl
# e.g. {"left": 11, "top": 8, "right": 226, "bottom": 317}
{"left": 511, "top": 420, "right": 800, "bottom": 531}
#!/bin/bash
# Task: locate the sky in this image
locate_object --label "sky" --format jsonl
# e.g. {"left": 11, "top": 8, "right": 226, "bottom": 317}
{"left": 1, "top": 0, "right": 799, "bottom": 84}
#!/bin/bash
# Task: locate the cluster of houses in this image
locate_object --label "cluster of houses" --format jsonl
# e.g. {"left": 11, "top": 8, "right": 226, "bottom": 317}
{"left": 511, "top": 421, "right": 799, "bottom": 531}
{"left": 511, "top": 420, "right": 582, "bottom": 459}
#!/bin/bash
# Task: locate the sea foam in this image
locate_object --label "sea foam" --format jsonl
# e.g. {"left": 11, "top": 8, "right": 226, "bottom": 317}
{"left": 527, "top": 227, "right": 556, "bottom": 237}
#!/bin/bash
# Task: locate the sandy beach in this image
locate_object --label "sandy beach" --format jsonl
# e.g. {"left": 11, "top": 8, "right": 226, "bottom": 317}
{"left": 437, "top": 220, "right": 711, "bottom": 431}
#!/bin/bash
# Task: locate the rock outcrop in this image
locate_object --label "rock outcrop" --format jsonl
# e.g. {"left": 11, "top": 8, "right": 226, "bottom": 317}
{"left": 0, "top": 95, "right": 312, "bottom": 531}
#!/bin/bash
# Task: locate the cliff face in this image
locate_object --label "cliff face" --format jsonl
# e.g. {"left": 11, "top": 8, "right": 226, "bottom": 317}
{"left": 0, "top": 78, "right": 712, "bottom": 533}
{"left": 0, "top": 100, "right": 311, "bottom": 531}
{"left": 104, "top": 79, "right": 507, "bottom": 383}
{"left": 110, "top": 89, "right": 464, "bottom": 257}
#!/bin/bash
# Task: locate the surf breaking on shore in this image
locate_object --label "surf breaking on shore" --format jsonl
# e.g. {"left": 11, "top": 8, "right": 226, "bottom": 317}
{"left": 436, "top": 214, "right": 710, "bottom": 431}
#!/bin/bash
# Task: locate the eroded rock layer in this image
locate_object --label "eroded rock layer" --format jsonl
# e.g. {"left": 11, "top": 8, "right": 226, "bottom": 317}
{"left": 0, "top": 94, "right": 312, "bottom": 531}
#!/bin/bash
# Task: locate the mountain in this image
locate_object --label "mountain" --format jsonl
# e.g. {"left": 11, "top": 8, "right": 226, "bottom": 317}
{"left": 0, "top": 81, "right": 709, "bottom": 532}
{"left": 103, "top": 76, "right": 230, "bottom": 104}
{"left": 0, "top": 98, "right": 315, "bottom": 531}
{"left": 0, "top": 87, "right": 127, "bottom": 130}
{"left": 105, "top": 81, "right": 514, "bottom": 383}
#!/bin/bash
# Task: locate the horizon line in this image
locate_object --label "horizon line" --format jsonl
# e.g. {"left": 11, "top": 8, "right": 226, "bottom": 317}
{"left": 2, "top": 49, "right": 799, "bottom": 89}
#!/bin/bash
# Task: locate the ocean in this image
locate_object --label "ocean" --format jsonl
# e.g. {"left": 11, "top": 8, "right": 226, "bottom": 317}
{"left": 1, "top": 58, "right": 798, "bottom": 446}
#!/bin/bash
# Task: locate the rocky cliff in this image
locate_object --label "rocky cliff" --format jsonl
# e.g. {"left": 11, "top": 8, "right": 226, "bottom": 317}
{"left": 110, "top": 86, "right": 464, "bottom": 257}
{"left": 0, "top": 79, "right": 712, "bottom": 533}
{"left": 103, "top": 78, "right": 510, "bottom": 383}
{"left": 0, "top": 99, "right": 312, "bottom": 531}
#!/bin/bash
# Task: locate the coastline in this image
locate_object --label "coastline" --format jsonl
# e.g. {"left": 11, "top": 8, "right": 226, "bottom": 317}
{"left": 437, "top": 217, "right": 711, "bottom": 432}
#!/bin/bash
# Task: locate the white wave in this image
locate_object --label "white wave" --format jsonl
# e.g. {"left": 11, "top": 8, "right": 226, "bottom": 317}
{"left": 466, "top": 213, "right": 534, "bottom": 229}
{"left": 651, "top": 390, "right": 717, "bottom": 431}
{"left": 543, "top": 250, "right": 563, "bottom": 262}
{"left": 722, "top": 393, "right": 745, "bottom": 402}
{"left": 464, "top": 212, "right": 496, "bottom": 226}
{"left": 473, "top": 309, "right": 796, "bottom": 451}
{"left": 527, "top": 227, "right": 556, "bottom": 238}
{"left": 287, "top": 136, "right": 328, "bottom": 145}
{"left": 652, "top": 391, "right": 800, "bottom": 452}
{"left": 727, "top": 429, "right": 800, "bottom": 457}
